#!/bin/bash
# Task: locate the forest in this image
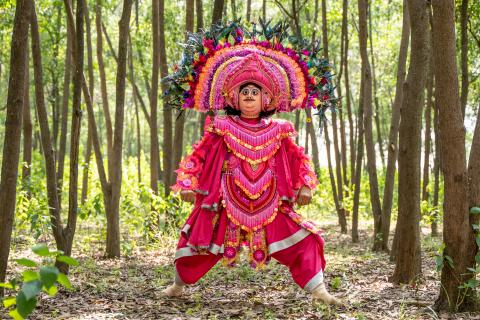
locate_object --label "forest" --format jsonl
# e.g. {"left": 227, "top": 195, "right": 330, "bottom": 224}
{"left": 0, "top": 0, "right": 480, "bottom": 319}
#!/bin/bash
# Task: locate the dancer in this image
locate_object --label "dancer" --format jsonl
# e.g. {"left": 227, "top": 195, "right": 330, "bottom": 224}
{"left": 162, "top": 22, "right": 342, "bottom": 305}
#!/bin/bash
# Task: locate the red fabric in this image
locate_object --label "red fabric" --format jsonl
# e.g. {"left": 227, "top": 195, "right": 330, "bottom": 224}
{"left": 172, "top": 116, "right": 325, "bottom": 288}
{"left": 176, "top": 210, "right": 325, "bottom": 287}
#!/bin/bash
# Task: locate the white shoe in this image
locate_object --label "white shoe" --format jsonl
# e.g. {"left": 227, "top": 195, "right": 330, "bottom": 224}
{"left": 161, "top": 283, "right": 184, "bottom": 297}
{"left": 312, "top": 283, "right": 344, "bottom": 306}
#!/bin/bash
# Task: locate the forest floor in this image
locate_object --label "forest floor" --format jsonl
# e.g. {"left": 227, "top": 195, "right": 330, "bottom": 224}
{"left": 3, "top": 221, "right": 480, "bottom": 320}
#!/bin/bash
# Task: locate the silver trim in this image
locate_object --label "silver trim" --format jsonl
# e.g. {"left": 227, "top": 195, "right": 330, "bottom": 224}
{"left": 174, "top": 243, "right": 225, "bottom": 260}
{"left": 201, "top": 202, "right": 218, "bottom": 211}
{"left": 268, "top": 228, "right": 310, "bottom": 254}
{"left": 181, "top": 224, "right": 191, "bottom": 235}
{"left": 175, "top": 247, "right": 194, "bottom": 259}
{"left": 304, "top": 270, "right": 324, "bottom": 292}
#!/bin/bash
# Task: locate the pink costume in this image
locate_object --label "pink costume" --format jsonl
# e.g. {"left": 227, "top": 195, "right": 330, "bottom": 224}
{"left": 164, "top": 22, "right": 337, "bottom": 294}
{"left": 171, "top": 115, "right": 326, "bottom": 292}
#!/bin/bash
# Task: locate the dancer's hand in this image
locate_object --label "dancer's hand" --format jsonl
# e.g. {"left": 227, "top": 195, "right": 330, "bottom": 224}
{"left": 180, "top": 190, "right": 195, "bottom": 203}
{"left": 296, "top": 186, "right": 312, "bottom": 206}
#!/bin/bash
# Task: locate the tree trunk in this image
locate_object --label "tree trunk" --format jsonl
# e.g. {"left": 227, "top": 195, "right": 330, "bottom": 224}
{"left": 422, "top": 27, "right": 433, "bottom": 205}
{"left": 391, "top": 0, "right": 428, "bottom": 284}
{"left": 382, "top": 0, "right": 410, "bottom": 252}
{"left": 105, "top": 0, "right": 133, "bottom": 258}
{"left": 246, "top": 0, "right": 251, "bottom": 21}
{"left": 82, "top": 0, "right": 95, "bottom": 204}
{"left": 150, "top": 0, "right": 161, "bottom": 200}
{"left": 459, "top": 0, "right": 468, "bottom": 119}
{"left": 60, "top": 0, "right": 85, "bottom": 273}
{"left": 432, "top": 0, "right": 475, "bottom": 312}
{"left": 159, "top": 0, "right": 173, "bottom": 196}
{"left": 368, "top": 2, "right": 385, "bottom": 168}
{"left": 95, "top": 0, "right": 113, "bottom": 165}
{"left": 0, "top": 0, "right": 32, "bottom": 294}
{"left": 172, "top": 0, "right": 194, "bottom": 185}
{"left": 431, "top": 83, "right": 440, "bottom": 237}
{"left": 22, "top": 47, "right": 32, "bottom": 195}
{"left": 358, "top": 0, "right": 382, "bottom": 251}
{"left": 57, "top": 0, "right": 73, "bottom": 204}
{"left": 352, "top": 81, "right": 365, "bottom": 243}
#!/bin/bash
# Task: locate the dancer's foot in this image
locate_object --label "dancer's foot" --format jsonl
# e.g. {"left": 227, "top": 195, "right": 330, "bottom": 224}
{"left": 312, "top": 283, "right": 344, "bottom": 306}
{"left": 161, "top": 283, "right": 184, "bottom": 297}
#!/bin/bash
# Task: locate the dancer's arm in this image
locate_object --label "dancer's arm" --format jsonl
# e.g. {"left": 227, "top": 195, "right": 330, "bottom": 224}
{"left": 172, "top": 131, "right": 216, "bottom": 197}
{"left": 284, "top": 137, "right": 319, "bottom": 205}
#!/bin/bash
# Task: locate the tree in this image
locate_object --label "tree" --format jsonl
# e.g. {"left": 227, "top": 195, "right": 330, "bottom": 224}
{"left": 383, "top": 0, "right": 410, "bottom": 255}
{"left": 358, "top": 0, "right": 382, "bottom": 250}
{"left": 390, "top": 0, "right": 428, "bottom": 284}
{"left": 0, "top": 0, "right": 32, "bottom": 295}
{"left": 432, "top": 0, "right": 476, "bottom": 311}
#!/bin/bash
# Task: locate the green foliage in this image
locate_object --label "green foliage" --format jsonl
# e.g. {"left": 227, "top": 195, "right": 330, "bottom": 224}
{"left": 1, "top": 244, "right": 77, "bottom": 320}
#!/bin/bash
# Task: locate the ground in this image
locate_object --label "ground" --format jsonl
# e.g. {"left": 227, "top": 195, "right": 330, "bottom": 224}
{"left": 2, "top": 223, "right": 480, "bottom": 319}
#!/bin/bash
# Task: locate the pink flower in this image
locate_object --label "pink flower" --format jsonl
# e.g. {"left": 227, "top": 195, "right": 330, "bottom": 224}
{"left": 224, "top": 246, "right": 237, "bottom": 258}
{"left": 253, "top": 249, "right": 265, "bottom": 262}
{"left": 182, "top": 178, "right": 192, "bottom": 187}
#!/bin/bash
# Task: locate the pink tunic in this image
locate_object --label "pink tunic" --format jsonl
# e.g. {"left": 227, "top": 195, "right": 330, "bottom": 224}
{"left": 172, "top": 115, "right": 326, "bottom": 291}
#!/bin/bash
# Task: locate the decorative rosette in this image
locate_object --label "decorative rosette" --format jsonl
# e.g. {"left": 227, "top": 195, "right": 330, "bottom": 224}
{"left": 163, "top": 20, "right": 337, "bottom": 118}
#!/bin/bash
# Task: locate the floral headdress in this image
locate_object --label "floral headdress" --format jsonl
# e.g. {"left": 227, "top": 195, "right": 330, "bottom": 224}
{"left": 163, "top": 20, "right": 337, "bottom": 117}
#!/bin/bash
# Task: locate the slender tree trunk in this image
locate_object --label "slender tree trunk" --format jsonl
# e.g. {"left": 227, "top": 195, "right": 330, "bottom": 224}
{"left": 383, "top": 0, "right": 410, "bottom": 253}
{"left": 432, "top": 0, "right": 475, "bottom": 311}
{"left": 352, "top": 81, "right": 365, "bottom": 243}
{"left": 246, "top": 0, "right": 251, "bottom": 21}
{"left": 460, "top": 0, "right": 468, "bottom": 119}
{"left": 95, "top": 0, "right": 113, "bottom": 166}
{"left": 128, "top": 34, "right": 142, "bottom": 184}
{"left": 368, "top": 2, "right": 385, "bottom": 168}
{"left": 150, "top": 0, "right": 160, "bottom": 200}
{"left": 422, "top": 30, "right": 433, "bottom": 205}
{"left": 57, "top": 0, "right": 73, "bottom": 203}
{"left": 159, "top": 0, "right": 173, "bottom": 196}
{"left": 172, "top": 0, "right": 194, "bottom": 183}
{"left": 0, "top": 0, "right": 32, "bottom": 294}
{"left": 22, "top": 47, "right": 32, "bottom": 195}
{"left": 342, "top": 0, "right": 355, "bottom": 187}
{"left": 105, "top": 0, "right": 133, "bottom": 258}
{"left": 358, "top": 0, "right": 382, "bottom": 251}
{"left": 431, "top": 84, "right": 440, "bottom": 237}
{"left": 60, "top": 0, "right": 85, "bottom": 273}
{"left": 391, "top": 0, "right": 428, "bottom": 284}
{"left": 82, "top": 0, "right": 95, "bottom": 204}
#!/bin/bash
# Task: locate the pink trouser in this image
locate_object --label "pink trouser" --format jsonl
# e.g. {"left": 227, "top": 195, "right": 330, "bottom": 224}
{"left": 174, "top": 211, "right": 326, "bottom": 292}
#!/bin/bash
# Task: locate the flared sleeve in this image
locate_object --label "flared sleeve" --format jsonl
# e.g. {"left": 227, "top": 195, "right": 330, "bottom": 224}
{"left": 283, "top": 137, "right": 319, "bottom": 191}
{"left": 171, "top": 130, "right": 217, "bottom": 193}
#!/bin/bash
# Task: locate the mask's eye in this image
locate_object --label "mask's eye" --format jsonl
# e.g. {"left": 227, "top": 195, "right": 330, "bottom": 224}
{"left": 241, "top": 88, "right": 250, "bottom": 96}
{"left": 251, "top": 88, "right": 260, "bottom": 96}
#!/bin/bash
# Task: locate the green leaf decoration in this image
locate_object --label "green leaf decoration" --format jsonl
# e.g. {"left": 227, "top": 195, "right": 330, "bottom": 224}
{"left": 470, "top": 207, "right": 480, "bottom": 215}
{"left": 21, "top": 280, "right": 41, "bottom": 301}
{"left": 57, "top": 255, "right": 79, "bottom": 266}
{"left": 15, "top": 258, "right": 37, "bottom": 267}
{"left": 16, "top": 291, "right": 37, "bottom": 318}
{"left": 57, "top": 273, "right": 72, "bottom": 289}
{"left": 39, "top": 266, "right": 59, "bottom": 289}
{"left": 3, "top": 296, "right": 16, "bottom": 308}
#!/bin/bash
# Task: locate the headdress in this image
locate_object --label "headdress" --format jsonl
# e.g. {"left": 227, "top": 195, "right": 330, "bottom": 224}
{"left": 164, "top": 20, "right": 337, "bottom": 117}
